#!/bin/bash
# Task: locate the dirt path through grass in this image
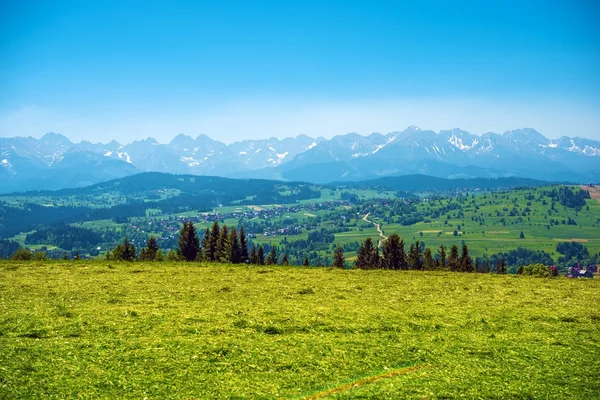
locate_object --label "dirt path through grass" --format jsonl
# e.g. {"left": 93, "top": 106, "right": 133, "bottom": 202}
{"left": 362, "top": 212, "right": 388, "bottom": 247}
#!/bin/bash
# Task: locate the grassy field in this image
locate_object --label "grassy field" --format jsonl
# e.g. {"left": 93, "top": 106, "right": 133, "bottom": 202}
{"left": 1, "top": 262, "right": 599, "bottom": 399}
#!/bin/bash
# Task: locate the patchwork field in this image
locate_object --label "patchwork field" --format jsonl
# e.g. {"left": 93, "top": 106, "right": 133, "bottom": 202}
{"left": 1, "top": 262, "right": 599, "bottom": 399}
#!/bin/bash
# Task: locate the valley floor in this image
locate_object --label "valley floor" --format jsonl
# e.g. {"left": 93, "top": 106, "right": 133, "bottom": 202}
{"left": 1, "top": 262, "right": 599, "bottom": 399}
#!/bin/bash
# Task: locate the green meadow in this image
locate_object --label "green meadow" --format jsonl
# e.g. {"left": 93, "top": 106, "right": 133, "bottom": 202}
{"left": 1, "top": 262, "right": 599, "bottom": 399}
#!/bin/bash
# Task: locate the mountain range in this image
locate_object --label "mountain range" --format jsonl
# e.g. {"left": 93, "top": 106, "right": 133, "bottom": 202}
{"left": 1, "top": 127, "right": 599, "bottom": 192}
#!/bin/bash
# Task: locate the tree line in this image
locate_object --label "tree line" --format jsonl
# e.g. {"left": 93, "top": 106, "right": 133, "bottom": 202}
{"left": 104, "top": 221, "right": 296, "bottom": 266}
{"left": 352, "top": 234, "right": 495, "bottom": 272}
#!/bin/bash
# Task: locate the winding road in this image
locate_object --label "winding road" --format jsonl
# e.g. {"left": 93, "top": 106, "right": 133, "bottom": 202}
{"left": 362, "top": 212, "right": 388, "bottom": 247}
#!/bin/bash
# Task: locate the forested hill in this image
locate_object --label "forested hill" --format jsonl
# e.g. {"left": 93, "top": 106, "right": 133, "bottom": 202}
{"left": 338, "top": 175, "right": 554, "bottom": 192}
{"left": 16, "top": 172, "right": 309, "bottom": 197}
{"left": 7, "top": 172, "right": 555, "bottom": 197}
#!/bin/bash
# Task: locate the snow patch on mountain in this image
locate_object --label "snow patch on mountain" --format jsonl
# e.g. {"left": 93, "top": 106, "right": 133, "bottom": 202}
{"left": 181, "top": 156, "right": 200, "bottom": 167}
{"left": 448, "top": 134, "right": 478, "bottom": 150}
{"left": 117, "top": 152, "right": 131, "bottom": 163}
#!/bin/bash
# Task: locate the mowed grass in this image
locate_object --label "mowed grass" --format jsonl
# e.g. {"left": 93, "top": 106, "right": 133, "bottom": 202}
{"left": 1, "top": 262, "right": 599, "bottom": 399}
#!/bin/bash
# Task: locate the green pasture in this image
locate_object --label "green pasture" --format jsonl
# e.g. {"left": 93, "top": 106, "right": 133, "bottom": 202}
{"left": 0, "top": 262, "right": 598, "bottom": 399}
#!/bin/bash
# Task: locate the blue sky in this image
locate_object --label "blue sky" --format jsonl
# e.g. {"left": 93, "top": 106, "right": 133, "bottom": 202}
{"left": 0, "top": 0, "right": 599, "bottom": 143}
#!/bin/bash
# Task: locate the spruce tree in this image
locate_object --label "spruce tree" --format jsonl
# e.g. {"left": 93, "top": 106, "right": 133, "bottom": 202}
{"left": 303, "top": 256, "right": 309, "bottom": 266}
{"left": 227, "top": 228, "right": 241, "bottom": 264}
{"left": 355, "top": 238, "right": 373, "bottom": 269}
{"left": 408, "top": 240, "right": 423, "bottom": 270}
{"left": 459, "top": 243, "right": 473, "bottom": 272}
{"left": 200, "top": 228, "right": 210, "bottom": 261}
{"left": 265, "top": 246, "right": 277, "bottom": 265}
{"left": 249, "top": 244, "right": 257, "bottom": 264}
{"left": 369, "top": 245, "right": 380, "bottom": 269}
{"left": 496, "top": 256, "right": 507, "bottom": 274}
{"left": 257, "top": 245, "right": 265, "bottom": 265}
{"left": 423, "top": 247, "right": 435, "bottom": 270}
{"left": 381, "top": 234, "right": 406, "bottom": 270}
{"left": 178, "top": 222, "right": 200, "bottom": 262}
{"left": 207, "top": 221, "right": 220, "bottom": 262}
{"left": 217, "top": 225, "right": 229, "bottom": 262}
{"left": 333, "top": 245, "right": 345, "bottom": 268}
{"left": 437, "top": 244, "right": 447, "bottom": 269}
{"left": 281, "top": 254, "right": 289, "bottom": 266}
{"left": 448, "top": 244, "right": 459, "bottom": 271}
{"left": 140, "top": 236, "right": 159, "bottom": 261}
{"left": 239, "top": 226, "right": 249, "bottom": 263}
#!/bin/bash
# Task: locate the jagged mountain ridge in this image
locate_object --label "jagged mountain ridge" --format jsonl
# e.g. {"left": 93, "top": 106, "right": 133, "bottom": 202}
{"left": 1, "top": 127, "right": 599, "bottom": 192}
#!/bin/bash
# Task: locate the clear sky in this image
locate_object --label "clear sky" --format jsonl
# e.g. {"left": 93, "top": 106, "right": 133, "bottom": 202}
{"left": 1, "top": 0, "right": 599, "bottom": 143}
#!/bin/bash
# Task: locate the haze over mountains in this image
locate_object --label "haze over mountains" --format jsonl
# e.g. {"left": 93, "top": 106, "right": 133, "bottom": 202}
{"left": 1, "top": 127, "right": 599, "bottom": 192}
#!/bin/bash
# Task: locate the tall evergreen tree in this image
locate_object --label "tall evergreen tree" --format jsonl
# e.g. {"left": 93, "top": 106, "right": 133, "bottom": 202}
{"left": 437, "top": 244, "right": 447, "bottom": 269}
{"left": 355, "top": 237, "right": 376, "bottom": 269}
{"left": 303, "top": 256, "right": 310, "bottom": 266}
{"left": 281, "top": 254, "right": 289, "bottom": 266}
{"left": 257, "top": 245, "right": 265, "bottom": 265}
{"left": 423, "top": 247, "right": 435, "bottom": 270}
{"left": 249, "top": 244, "right": 257, "bottom": 264}
{"left": 459, "top": 243, "right": 473, "bottom": 272}
{"left": 408, "top": 240, "right": 423, "bottom": 270}
{"left": 265, "top": 246, "right": 277, "bottom": 265}
{"left": 354, "top": 237, "right": 379, "bottom": 269}
{"left": 200, "top": 228, "right": 210, "bottom": 261}
{"left": 113, "top": 237, "right": 136, "bottom": 261}
{"left": 206, "top": 221, "right": 220, "bottom": 262}
{"left": 239, "top": 227, "right": 249, "bottom": 263}
{"left": 448, "top": 244, "right": 460, "bottom": 272}
{"left": 178, "top": 222, "right": 200, "bottom": 262}
{"left": 381, "top": 234, "right": 407, "bottom": 270}
{"left": 496, "top": 256, "right": 507, "bottom": 274}
{"left": 217, "top": 225, "right": 229, "bottom": 262}
{"left": 139, "top": 236, "right": 160, "bottom": 261}
{"left": 333, "top": 245, "right": 345, "bottom": 268}
{"left": 227, "top": 227, "right": 241, "bottom": 264}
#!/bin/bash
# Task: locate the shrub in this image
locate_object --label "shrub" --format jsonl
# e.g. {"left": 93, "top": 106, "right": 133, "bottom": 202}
{"left": 12, "top": 248, "right": 34, "bottom": 260}
{"left": 521, "top": 263, "right": 550, "bottom": 278}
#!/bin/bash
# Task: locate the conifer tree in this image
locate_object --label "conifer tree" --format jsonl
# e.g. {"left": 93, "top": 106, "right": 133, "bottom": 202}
{"left": 113, "top": 237, "right": 136, "bottom": 261}
{"left": 459, "top": 243, "right": 473, "bottom": 272}
{"left": 140, "top": 236, "right": 160, "bottom": 261}
{"left": 303, "top": 256, "right": 310, "bottom": 266}
{"left": 207, "top": 221, "right": 220, "bottom": 262}
{"left": 200, "top": 228, "right": 210, "bottom": 261}
{"left": 178, "top": 222, "right": 200, "bottom": 262}
{"left": 227, "top": 227, "right": 241, "bottom": 264}
{"left": 423, "top": 247, "right": 435, "bottom": 270}
{"left": 239, "top": 226, "right": 249, "bottom": 263}
{"left": 370, "top": 245, "right": 380, "bottom": 269}
{"left": 356, "top": 237, "right": 380, "bottom": 269}
{"left": 381, "top": 234, "right": 406, "bottom": 270}
{"left": 249, "top": 244, "right": 257, "bottom": 264}
{"left": 281, "top": 254, "right": 289, "bottom": 266}
{"left": 448, "top": 244, "right": 459, "bottom": 271}
{"left": 217, "top": 225, "right": 229, "bottom": 262}
{"left": 408, "top": 240, "right": 423, "bottom": 270}
{"left": 355, "top": 237, "right": 373, "bottom": 269}
{"left": 333, "top": 245, "right": 345, "bottom": 268}
{"left": 496, "top": 256, "right": 507, "bottom": 274}
{"left": 437, "top": 244, "right": 447, "bottom": 269}
{"left": 257, "top": 245, "right": 265, "bottom": 265}
{"left": 265, "top": 246, "right": 277, "bottom": 265}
